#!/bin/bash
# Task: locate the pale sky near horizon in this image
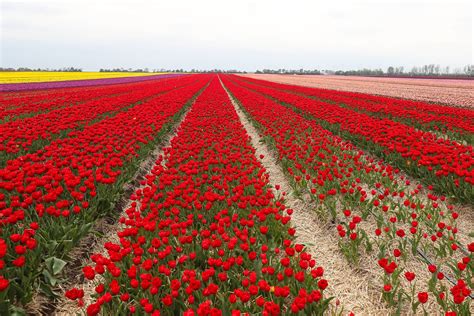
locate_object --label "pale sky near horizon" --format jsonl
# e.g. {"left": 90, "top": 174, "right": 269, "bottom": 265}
{"left": 1, "top": 0, "right": 472, "bottom": 71}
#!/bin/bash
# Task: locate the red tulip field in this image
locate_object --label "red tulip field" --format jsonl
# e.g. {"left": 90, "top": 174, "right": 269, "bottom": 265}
{"left": 0, "top": 74, "right": 472, "bottom": 315}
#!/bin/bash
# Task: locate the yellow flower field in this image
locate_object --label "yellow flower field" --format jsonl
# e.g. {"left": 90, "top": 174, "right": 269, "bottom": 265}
{"left": 0, "top": 72, "right": 162, "bottom": 84}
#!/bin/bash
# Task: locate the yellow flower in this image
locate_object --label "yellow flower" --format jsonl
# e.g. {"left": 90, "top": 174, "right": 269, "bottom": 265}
{"left": 0, "top": 72, "right": 162, "bottom": 84}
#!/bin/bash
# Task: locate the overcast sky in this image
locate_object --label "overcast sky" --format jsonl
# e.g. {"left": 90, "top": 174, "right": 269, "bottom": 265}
{"left": 1, "top": 0, "right": 472, "bottom": 71}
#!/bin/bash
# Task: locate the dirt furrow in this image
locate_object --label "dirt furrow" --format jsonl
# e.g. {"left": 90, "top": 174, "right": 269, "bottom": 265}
{"left": 53, "top": 91, "right": 201, "bottom": 316}
{"left": 220, "top": 77, "right": 391, "bottom": 315}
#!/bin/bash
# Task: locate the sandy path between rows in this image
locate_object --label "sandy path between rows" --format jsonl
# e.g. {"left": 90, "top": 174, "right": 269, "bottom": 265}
{"left": 220, "top": 78, "right": 392, "bottom": 315}
{"left": 220, "top": 77, "right": 474, "bottom": 315}
{"left": 58, "top": 79, "right": 386, "bottom": 315}
{"left": 54, "top": 91, "right": 199, "bottom": 316}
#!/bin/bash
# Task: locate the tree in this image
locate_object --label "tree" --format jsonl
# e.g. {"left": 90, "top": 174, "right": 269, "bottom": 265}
{"left": 464, "top": 65, "right": 473, "bottom": 75}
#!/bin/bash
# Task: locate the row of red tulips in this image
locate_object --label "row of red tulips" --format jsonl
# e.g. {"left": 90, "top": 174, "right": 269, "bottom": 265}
{"left": 66, "top": 77, "right": 331, "bottom": 315}
{"left": 0, "top": 76, "right": 197, "bottom": 162}
{"left": 229, "top": 75, "right": 474, "bottom": 203}
{"left": 221, "top": 75, "right": 472, "bottom": 315}
{"left": 0, "top": 76, "right": 181, "bottom": 107}
{"left": 0, "top": 84, "right": 119, "bottom": 111}
{"left": 238, "top": 76, "right": 474, "bottom": 141}
{"left": 0, "top": 75, "right": 210, "bottom": 313}
{"left": 0, "top": 80, "right": 154, "bottom": 121}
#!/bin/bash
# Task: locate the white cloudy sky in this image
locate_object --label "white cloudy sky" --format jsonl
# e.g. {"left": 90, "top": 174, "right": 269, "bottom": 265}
{"left": 1, "top": 0, "right": 472, "bottom": 71}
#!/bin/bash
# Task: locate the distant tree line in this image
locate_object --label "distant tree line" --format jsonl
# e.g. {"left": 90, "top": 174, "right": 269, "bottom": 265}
{"left": 0, "top": 67, "right": 83, "bottom": 72}
{"left": 331, "top": 64, "right": 473, "bottom": 77}
{"left": 99, "top": 68, "right": 150, "bottom": 72}
{"left": 255, "top": 64, "right": 473, "bottom": 78}
{"left": 256, "top": 69, "right": 321, "bottom": 75}
{"left": 187, "top": 69, "right": 248, "bottom": 73}
{"left": 331, "top": 68, "right": 385, "bottom": 76}
{"left": 149, "top": 69, "right": 248, "bottom": 73}
{"left": 2, "top": 65, "right": 472, "bottom": 77}
{"left": 100, "top": 68, "right": 248, "bottom": 73}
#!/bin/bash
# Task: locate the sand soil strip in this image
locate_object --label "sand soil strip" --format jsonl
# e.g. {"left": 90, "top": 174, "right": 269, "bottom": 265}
{"left": 53, "top": 85, "right": 207, "bottom": 316}
{"left": 221, "top": 76, "right": 474, "bottom": 314}
{"left": 220, "top": 77, "right": 392, "bottom": 315}
{"left": 221, "top": 76, "right": 473, "bottom": 314}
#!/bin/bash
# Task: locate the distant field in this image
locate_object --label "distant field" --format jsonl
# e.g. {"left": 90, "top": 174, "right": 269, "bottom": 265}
{"left": 0, "top": 71, "right": 161, "bottom": 83}
{"left": 0, "top": 72, "right": 176, "bottom": 92}
{"left": 243, "top": 74, "right": 474, "bottom": 107}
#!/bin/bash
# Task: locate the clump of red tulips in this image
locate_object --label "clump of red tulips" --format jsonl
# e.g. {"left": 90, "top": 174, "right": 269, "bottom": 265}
{"left": 232, "top": 75, "right": 474, "bottom": 203}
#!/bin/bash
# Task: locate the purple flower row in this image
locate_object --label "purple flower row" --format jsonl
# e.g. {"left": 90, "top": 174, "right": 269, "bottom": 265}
{"left": 0, "top": 73, "right": 183, "bottom": 92}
